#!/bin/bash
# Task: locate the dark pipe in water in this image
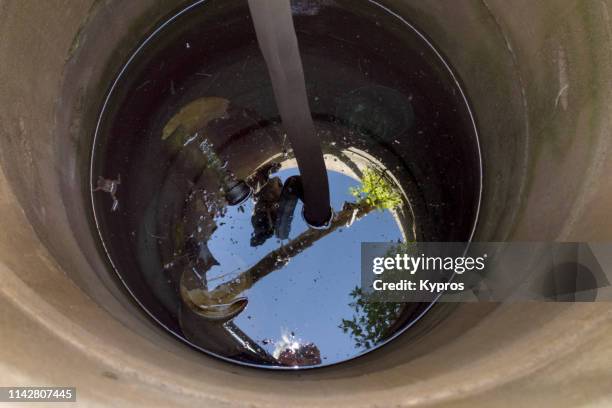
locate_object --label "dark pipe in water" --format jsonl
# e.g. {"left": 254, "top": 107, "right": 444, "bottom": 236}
{"left": 247, "top": 0, "right": 332, "bottom": 228}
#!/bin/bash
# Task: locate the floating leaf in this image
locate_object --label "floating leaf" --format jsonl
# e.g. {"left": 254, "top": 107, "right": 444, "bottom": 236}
{"left": 162, "top": 96, "right": 230, "bottom": 140}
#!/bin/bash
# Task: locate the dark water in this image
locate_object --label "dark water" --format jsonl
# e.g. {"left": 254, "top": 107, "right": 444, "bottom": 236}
{"left": 91, "top": 0, "right": 482, "bottom": 369}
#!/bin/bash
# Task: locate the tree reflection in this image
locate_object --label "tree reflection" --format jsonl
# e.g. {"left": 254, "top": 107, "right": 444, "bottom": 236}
{"left": 181, "top": 167, "right": 403, "bottom": 309}
{"left": 339, "top": 287, "right": 403, "bottom": 349}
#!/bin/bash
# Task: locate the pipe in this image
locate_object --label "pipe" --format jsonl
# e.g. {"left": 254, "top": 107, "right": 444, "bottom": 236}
{"left": 247, "top": 0, "right": 332, "bottom": 227}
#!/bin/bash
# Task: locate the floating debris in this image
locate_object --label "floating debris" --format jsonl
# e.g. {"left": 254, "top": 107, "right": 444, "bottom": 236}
{"left": 93, "top": 174, "right": 121, "bottom": 212}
